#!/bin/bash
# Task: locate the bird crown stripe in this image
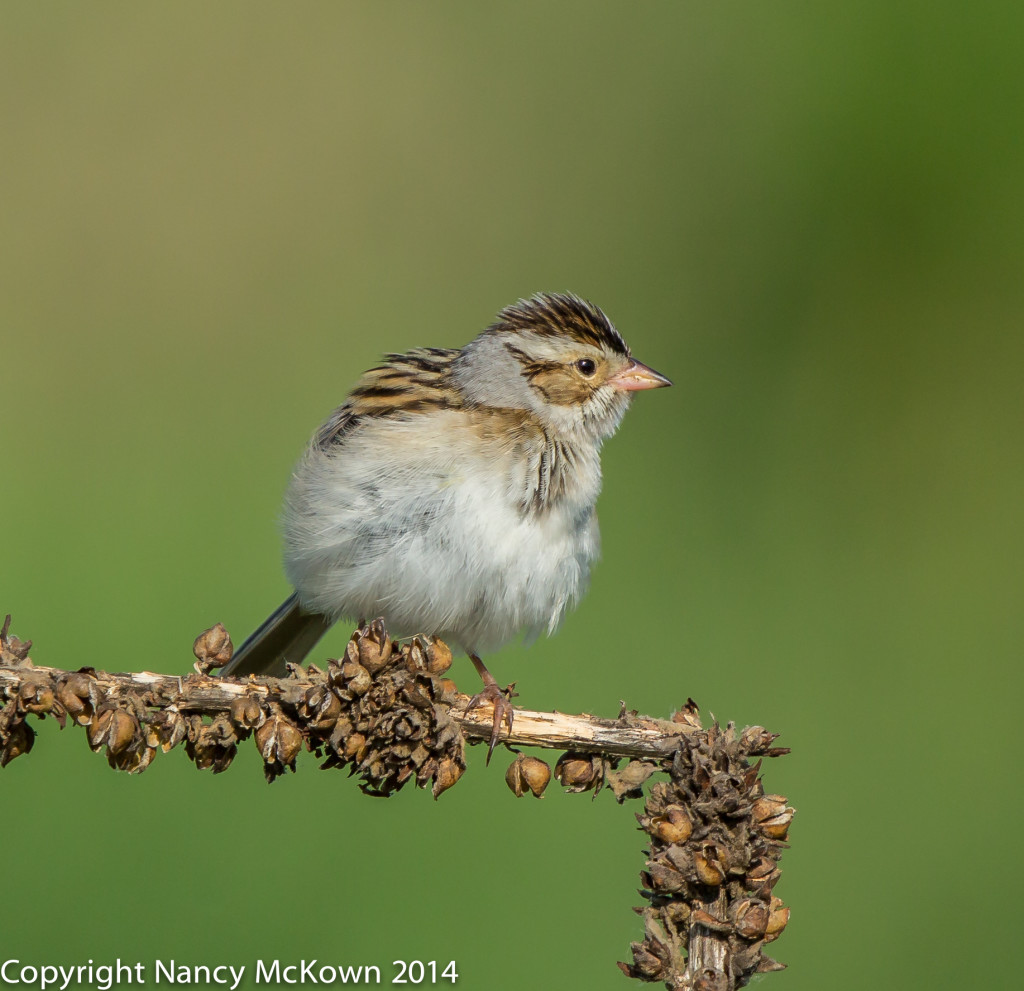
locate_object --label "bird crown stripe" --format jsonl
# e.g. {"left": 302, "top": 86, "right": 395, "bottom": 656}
{"left": 493, "top": 292, "right": 628, "bottom": 356}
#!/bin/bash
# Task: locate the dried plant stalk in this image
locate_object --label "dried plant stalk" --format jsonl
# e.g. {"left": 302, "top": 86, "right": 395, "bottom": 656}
{"left": 619, "top": 708, "right": 793, "bottom": 988}
{"left": 1, "top": 614, "right": 792, "bottom": 988}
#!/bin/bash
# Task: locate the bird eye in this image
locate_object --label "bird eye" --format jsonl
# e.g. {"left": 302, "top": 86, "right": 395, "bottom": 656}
{"left": 575, "top": 358, "right": 597, "bottom": 376}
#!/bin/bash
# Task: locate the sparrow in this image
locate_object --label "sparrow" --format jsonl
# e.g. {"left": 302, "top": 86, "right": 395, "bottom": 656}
{"left": 222, "top": 292, "right": 671, "bottom": 756}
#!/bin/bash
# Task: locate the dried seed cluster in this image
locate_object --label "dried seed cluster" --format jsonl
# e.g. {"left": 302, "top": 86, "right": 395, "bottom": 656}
{"left": 1, "top": 615, "right": 44, "bottom": 767}
{"left": 3, "top": 615, "right": 795, "bottom": 988}
{"left": 620, "top": 714, "right": 793, "bottom": 988}
{"left": 0, "top": 617, "right": 466, "bottom": 797}
{"left": 309, "top": 620, "right": 466, "bottom": 796}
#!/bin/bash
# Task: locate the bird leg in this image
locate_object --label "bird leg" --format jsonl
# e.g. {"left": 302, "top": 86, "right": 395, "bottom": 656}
{"left": 465, "top": 653, "right": 515, "bottom": 763}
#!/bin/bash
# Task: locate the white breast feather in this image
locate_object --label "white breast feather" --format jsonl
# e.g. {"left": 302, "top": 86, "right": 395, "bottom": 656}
{"left": 282, "top": 410, "right": 601, "bottom": 654}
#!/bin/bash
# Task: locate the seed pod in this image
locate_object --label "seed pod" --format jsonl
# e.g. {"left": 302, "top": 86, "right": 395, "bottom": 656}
{"left": 423, "top": 637, "right": 452, "bottom": 675}
{"left": 672, "top": 699, "right": 702, "bottom": 729}
{"left": 622, "top": 941, "right": 667, "bottom": 981}
{"left": 765, "top": 896, "right": 790, "bottom": 941}
{"left": 752, "top": 793, "right": 789, "bottom": 821}
{"left": 229, "top": 694, "right": 262, "bottom": 730}
{"left": 57, "top": 672, "right": 94, "bottom": 725}
{"left": 756, "top": 955, "right": 787, "bottom": 973}
{"left": 606, "top": 760, "right": 657, "bottom": 802}
{"left": 192, "top": 623, "right": 234, "bottom": 672}
{"left": 110, "top": 741, "right": 157, "bottom": 774}
{"left": 645, "top": 858, "right": 687, "bottom": 894}
{"left": 753, "top": 794, "right": 794, "bottom": 840}
{"left": 733, "top": 898, "right": 770, "bottom": 940}
{"left": 188, "top": 715, "right": 238, "bottom": 773}
{"left": 661, "top": 900, "right": 691, "bottom": 927}
{"left": 55, "top": 685, "right": 87, "bottom": 722}
{"left": 650, "top": 806, "right": 692, "bottom": 845}
{"left": 343, "top": 732, "right": 367, "bottom": 762}
{"left": 432, "top": 756, "right": 464, "bottom": 798}
{"left": 745, "top": 856, "right": 781, "bottom": 891}
{"left": 405, "top": 638, "right": 429, "bottom": 673}
{"left": 17, "top": 681, "right": 55, "bottom": 716}
{"left": 742, "top": 758, "right": 762, "bottom": 793}
{"left": 505, "top": 753, "right": 551, "bottom": 798}
{"left": 86, "top": 707, "right": 138, "bottom": 756}
{"left": 555, "top": 751, "right": 600, "bottom": 791}
{"left": 694, "top": 845, "right": 726, "bottom": 886}
{"left": 105, "top": 710, "right": 138, "bottom": 756}
{"left": 340, "top": 661, "right": 372, "bottom": 696}
{"left": 759, "top": 810, "right": 794, "bottom": 840}
{"left": 147, "top": 708, "right": 187, "bottom": 752}
{"left": 0, "top": 719, "right": 34, "bottom": 766}
{"left": 87, "top": 708, "right": 114, "bottom": 752}
{"left": 353, "top": 620, "right": 393, "bottom": 674}
{"left": 739, "top": 725, "right": 773, "bottom": 750}
{"left": 401, "top": 677, "right": 434, "bottom": 709}
{"left": 255, "top": 712, "right": 302, "bottom": 768}
{"left": 298, "top": 684, "right": 341, "bottom": 730}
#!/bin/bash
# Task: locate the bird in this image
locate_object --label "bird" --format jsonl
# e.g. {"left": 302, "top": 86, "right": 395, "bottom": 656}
{"left": 221, "top": 292, "right": 671, "bottom": 755}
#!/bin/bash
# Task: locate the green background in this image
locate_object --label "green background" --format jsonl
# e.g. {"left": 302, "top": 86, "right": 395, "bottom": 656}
{"left": 2, "top": 4, "right": 1021, "bottom": 989}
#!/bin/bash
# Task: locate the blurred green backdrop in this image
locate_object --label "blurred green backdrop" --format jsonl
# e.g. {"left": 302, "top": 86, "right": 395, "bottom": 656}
{"left": 2, "top": 3, "right": 1021, "bottom": 989}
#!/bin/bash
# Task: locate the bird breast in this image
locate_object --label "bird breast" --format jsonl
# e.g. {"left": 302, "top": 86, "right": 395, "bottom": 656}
{"left": 282, "top": 408, "right": 603, "bottom": 654}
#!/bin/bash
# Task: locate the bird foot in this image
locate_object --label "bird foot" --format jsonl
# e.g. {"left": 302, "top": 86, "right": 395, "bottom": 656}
{"left": 466, "top": 681, "right": 516, "bottom": 764}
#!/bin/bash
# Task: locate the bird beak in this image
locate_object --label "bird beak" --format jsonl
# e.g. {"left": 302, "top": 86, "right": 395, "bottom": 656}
{"left": 606, "top": 358, "right": 673, "bottom": 391}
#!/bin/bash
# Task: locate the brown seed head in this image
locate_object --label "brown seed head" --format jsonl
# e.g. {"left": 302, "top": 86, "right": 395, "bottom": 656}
{"left": 192, "top": 623, "right": 234, "bottom": 672}
{"left": 650, "top": 806, "right": 693, "bottom": 845}
{"left": 694, "top": 845, "right": 727, "bottom": 886}
{"left": 505, "top": 753, "right": 551, "bottom": 798}
{"left": 17, "top": 681, "right": 55, "bottom": 716}
{"left": 753, "top": 794, "right": 794, "bottom": 840}
{"left": 110, "top": 741, "right": 156, "bottom": 774}
{"left": 0, "top": 719, "right": 34, "bottom": 766}
{"left": 752, "top": 794, "right": 789, "bottom": 821}
{"left": 297, "top": 684, "right": 341, "bottom": 730}
{"left": 352, "top": 621, "right": 393, "bottom": 674}
{"left": 147, "top": 708, "right": 187, "bottom": 752}
{"left": 672, "top": 698, "right": 702, "bottom": 729}
{"left": 745, "top": 856, "right": 781, "bottom": 891}
{"left": 555, "top": 751, "right": 600, "bottom": 791}
{"left": 343, "top": 732, "right": 367, "bottom": 762}
{"left": 765, "top": 896, "right": 791, "bottom": 941}
{"left": 624, "top": 942, "right": 667, "bottom": 981}
{"left": 229, "top": 694, "right": 262, "bottom": 731}
{"left": 87, "top": 708, "right": 114, "bottom": 752}
{"left": 661, "top": 900, "right": 691, "bottom": 927}
{"left": 57, "top": 672, "right": 94, "bottom": 725}
{"left": 431, "top": 756, "right": 464, "bottom": 798}
{"left": 255, "top": 712, "right": 302, "bottom": 767}
{"left": 340, "top": 661, "right": 372, "bottom": 696}
{"left": 732, "top": 898, "right": 770, "bottom": 940}
{"left": 105, "top": 710, "right": 138, "bottom": 756}
{"left": 188, "top": 715, "right": 238, "bottom": 773}
{"left": 424, "top": 638, "right": 452, "bottom": 675}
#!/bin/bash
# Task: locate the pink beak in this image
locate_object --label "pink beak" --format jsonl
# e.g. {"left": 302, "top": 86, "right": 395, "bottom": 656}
{"left": 607, "top": 358, "right": 673, "bottom": 391}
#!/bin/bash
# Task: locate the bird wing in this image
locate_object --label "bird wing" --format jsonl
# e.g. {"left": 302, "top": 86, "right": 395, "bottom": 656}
{"left": 314, "top": 347, "right": 462, "bottom": 449}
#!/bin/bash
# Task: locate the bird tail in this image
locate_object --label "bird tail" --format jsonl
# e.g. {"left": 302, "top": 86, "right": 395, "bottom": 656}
{"left": 221, "top": 593, "right": 333, "bottom": 677}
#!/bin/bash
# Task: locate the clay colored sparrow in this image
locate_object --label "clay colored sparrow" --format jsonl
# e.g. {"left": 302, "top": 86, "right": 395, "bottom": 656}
{"left": 223, "top": 293, "right": 670, "bottom": 752}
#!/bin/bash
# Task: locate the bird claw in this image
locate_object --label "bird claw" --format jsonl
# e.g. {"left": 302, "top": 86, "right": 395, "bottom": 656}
{"left": 466, "top": 681, "right": 516, "bottom": 764}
